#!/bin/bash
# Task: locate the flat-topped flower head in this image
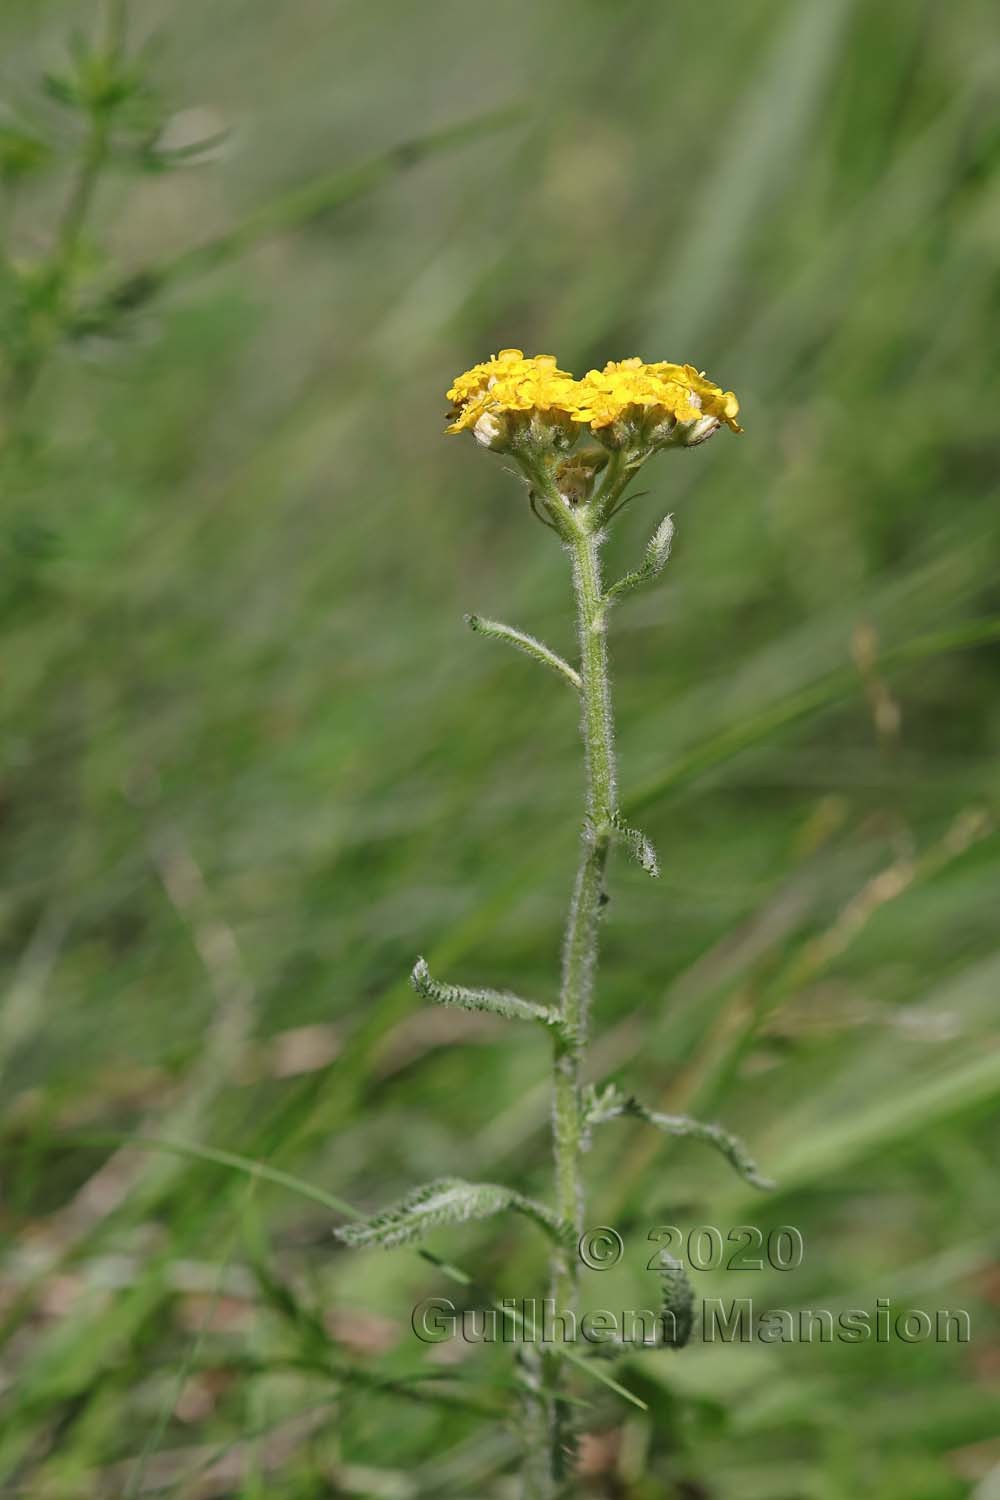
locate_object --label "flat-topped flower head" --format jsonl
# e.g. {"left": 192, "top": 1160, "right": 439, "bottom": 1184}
{"left": 444, "top": 347, "right": 741, "bottom": 513}
{"left": 446, "top": 349, "right": 580, "bottom": 452}
{"left": 574, "top": 358, "right": 741, "bottom": 451}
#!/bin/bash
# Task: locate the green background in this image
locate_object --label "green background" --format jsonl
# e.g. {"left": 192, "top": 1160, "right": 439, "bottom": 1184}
{"left": 2, "top": 0, "right": 999, "bottom": 1494}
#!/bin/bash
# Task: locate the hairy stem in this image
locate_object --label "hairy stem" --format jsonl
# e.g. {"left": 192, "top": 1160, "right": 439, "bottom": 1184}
{"left": 546, "top": 513, "right": 617, "bottom": 1484}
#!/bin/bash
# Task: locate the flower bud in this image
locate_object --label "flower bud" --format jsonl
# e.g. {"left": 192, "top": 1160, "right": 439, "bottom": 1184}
{"left": 647, "top": 413, "right": 678, "bottom": 448}
{"left": 677, "top": 414, "right": 721, "bottom": 446}
{"left": 553, "top": 447, "right": 609, "bottom": 506}
{"left": 473, "top": 411, "right": 508, "bottom": 450}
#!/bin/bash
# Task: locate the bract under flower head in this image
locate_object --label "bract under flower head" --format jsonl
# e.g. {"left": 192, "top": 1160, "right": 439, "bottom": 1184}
{"left": 445, "top": 349, "right": 580, "bottom": 448}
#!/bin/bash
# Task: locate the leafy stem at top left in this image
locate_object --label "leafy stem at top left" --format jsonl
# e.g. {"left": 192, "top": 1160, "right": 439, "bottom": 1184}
{"left": 0, "top": 0, "right": 515, "bottom": 456}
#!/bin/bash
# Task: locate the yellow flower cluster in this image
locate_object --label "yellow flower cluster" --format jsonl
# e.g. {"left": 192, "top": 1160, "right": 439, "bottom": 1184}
{"left": 445, "top": 350, "right": 741, "bottom": 448}
{"left": 446, "top": 349, "right": 579, "bottom": 435}
{"left": 573, "top": 358, "right": 742, "bottom": 435}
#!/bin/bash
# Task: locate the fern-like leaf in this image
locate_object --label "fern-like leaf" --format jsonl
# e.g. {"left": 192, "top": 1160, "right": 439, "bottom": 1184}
{"left": 582, "top": 1084, "right": 774, "bottom": 1191}
{"left": 630, "top": 1102, "right": 775, "bottom": 1191}
{"left": 591, "top": 1249, "right": 696, "bottom": 1356}
{"left": 611, "top": 813, "right": 659, "bottom": 877}
{"left": 336, "top": 1177, "right": 572, "bottom": 1250}
{"left": 411, "top": 957, "right": 571, "bottom": 1038}
{"left": 465, "top": 614, "right": 581, "bottom": 690}
{"left": 604, "top": 514, "right": 674, "bottom": 605}
{"left": 657, "top": 1254, "right": 696, "bottom": 1349}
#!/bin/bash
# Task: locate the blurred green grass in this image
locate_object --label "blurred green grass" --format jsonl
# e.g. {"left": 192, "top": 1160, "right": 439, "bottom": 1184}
{"left": 1, "top": 0, "right": 999, "bottom": 1494}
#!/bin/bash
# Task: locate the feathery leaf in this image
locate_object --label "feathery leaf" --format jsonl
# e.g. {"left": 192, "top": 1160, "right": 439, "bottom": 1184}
{"left": 591, "top": 1247, "right": 695, "bottom": 1356}
{"left": 611, "top": 813, "right": 660, "bottom": 877}
{"left": 465, "top": 615, "right": 581, "bottom": 690}
{"left": 657, "top": 1254, "right": 696, "bottom": 1350}
{"left": 336, "top": 1177, "right": 572, "bottom": 1250}
{"left": 411, "top": 957, "right": 569, "bottom": 1035}
{"left": 604, "top": 514, "right": 674, "bottom": 604}
{"left": 582, "top": 1085, "right": 774, "bottom": 1191}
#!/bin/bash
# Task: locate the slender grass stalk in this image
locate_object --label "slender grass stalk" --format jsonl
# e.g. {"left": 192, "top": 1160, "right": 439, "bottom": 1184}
{"left": 67, "top": 108, "right": 520, "bottom": 338}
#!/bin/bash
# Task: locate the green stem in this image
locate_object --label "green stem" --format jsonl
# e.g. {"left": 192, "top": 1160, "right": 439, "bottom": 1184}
{"left": 552, "top": 520, "right": 615, "bottom": 1276}
{"left": 546, "top": 512, "right": 618, "bottom": 1485}
{"left": 3, "top": 7, "right": 123, "bottom": 425}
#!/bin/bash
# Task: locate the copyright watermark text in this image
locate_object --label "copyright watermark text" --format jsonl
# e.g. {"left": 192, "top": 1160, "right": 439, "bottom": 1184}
{"left": 411, "top": 1295, "right": 971, "bottom": 1347}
